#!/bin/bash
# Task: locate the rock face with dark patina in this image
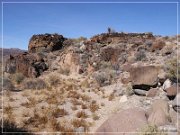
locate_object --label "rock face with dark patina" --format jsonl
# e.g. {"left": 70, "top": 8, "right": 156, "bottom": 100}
{"left": 28, "top": 33, "right": 66, "bottom": 53}
{"left": 5, "top": 52, "right": 48, "bottom": 78}
{"left": 130, "top": 66, "right": 160, "bottom": 90}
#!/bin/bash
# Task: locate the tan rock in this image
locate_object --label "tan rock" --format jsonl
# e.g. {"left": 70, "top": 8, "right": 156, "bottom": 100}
{"left": 130, "top": 66, "right": 159, "bottom": 90}
{"left": 95, "top": 108, "right": 148, "bottom": 135}
{"left": 148, "top": 99, "right": 170, "bottom": 126}
{"left": 146, "top": 88, "right": 159, "bottom": 97}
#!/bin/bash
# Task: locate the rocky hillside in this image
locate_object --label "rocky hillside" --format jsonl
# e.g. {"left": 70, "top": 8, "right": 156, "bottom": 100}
{"left": 0, "top": 48, "right": 26, "bottom": 57}
{"left": 1, "top": 32, "right": 180, "bottom": 134}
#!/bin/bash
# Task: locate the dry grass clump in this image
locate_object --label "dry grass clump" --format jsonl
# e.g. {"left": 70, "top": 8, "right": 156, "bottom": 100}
{"left": 71, "top": 118, "right": 90, "bottom": 131}
{"left": 71, "top": 99, "right": 83, "bottom": 106}
{"left": 125, "top": 83, "right": 134, "bottom": 96}
{"left": 139, "top": 124, "right": 165, "bottom": 135}
{"left": 81, "top": 104, "right": 88, "bottom": 109}
{"left": 76, "top": 111, "right": 88, "bottom": 119}
{"left": 46, "top": 96, "right": 59, "bottom": 104}
{"left": 23, "top": 78, "right": 47, "bottom": 90}
{"left": 165, "top": 57, "right": 180, "bottom": 83}
{"left": 24, "top": 109, "right": 48, "bottom": 128}
{"left": 92, "top": 113, "right": 100, "bottom": 120}
{"left": 81, "top": 94, "right": 91, "bottom": 102}
{"left": 52, "top": 108, "right": 68, "bottom": 118}
{"left": 89, "top": 101, "right": 99, "bottom": 113}
{"left": 4, "top": 104, "right": 13, "bottom": 116}
{"left": 48, "top": 74, "right": 60, "bottom": 86}
{"left": 67, "top": 91, "right": 81, "bottom": 99}
{"left": 12, "top": 72, "right": 25, "bottom": 84}
{"left": 108, "top": 93, "right": 115, "bottom": 101}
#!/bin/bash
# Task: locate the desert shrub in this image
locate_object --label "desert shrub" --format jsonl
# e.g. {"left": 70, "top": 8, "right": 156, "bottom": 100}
{"left": 125, "top": 83, "right": 134, "bottom": 96}
{"left": 93, "top": 71, "right": 110, "bottom": 87}
{"left": 23, "top": 78, "right": 47, "bottom": 90}
{"left": 13, "top": 73, "right": 25, "bottom": 84}
{"left": 1, "top": 77, "right": 15, "bottom": 91}
{"left": 89, "top": 101, "right": 99, "bottom": 112}
{"left": 165, "top": 57, "right": 180, "bottom": 83}
{"left": 76, "top": 111, "right": 88, "bottom": 119}
{"left": 139, "top": 124, "right": 166, "bottom": 135}
{"left": 48, "top": 74, "right": 60, "bottom": 86}
{"left": 135, "top": 50, "right": 147, "bottom": 61}
{"left": 92, "top": 113, "right": 100, "bottom": 120}
{"left": 99, "top": 61, "right": 112, "bottom": 69}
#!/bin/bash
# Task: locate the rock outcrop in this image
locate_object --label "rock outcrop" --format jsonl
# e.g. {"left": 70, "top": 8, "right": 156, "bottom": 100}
{"left": 89, "top": 32, "right": 155, "bottom": 45}
{"left": 5, "top": 53, "right": 48, "bottom": 78}
{"left": 130, "top": 66, "right": 160, "bottom": 90}
{"left": 28, "top": 33, "right": 66, "bottom": 53}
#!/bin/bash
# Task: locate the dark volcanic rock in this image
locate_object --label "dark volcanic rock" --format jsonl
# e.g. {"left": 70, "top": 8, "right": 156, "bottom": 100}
{"left": 28, "top": 33, "right": 66, "bottom": 53}
{"left": 89, "top": 32, "right": 155, "bottom": 45}
{"left": 5, "top": 53, "right": 48, "bottom": 78}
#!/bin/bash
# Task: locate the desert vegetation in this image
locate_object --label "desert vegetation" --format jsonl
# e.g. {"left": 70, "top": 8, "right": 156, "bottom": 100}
{"left": 1, "top": 32, "right": 179, "bottom": 134}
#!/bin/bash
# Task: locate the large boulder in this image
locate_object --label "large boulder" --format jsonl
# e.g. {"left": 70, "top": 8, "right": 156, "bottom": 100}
{"left": 165, "top": 84, "right": 179, "bottom": 100}
{"left": 148, "top": 99, "right": 170, "bottom": 126}
{"left": 130, "top": 66, "right": 159, "bottom": 90}
{"left": 28, "top": 33, "right": 66, "bottom": 53}
{"left": 5, "top": 53, "right": 48, "bottom": 78}
{"left": 95, "top": 108, "right": 148, "bottom": 135}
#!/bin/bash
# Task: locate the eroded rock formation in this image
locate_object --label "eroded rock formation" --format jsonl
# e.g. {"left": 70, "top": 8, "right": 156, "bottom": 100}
{"left": 5, "top": 52, "right": 48, "bottom": 78}
{"left": 28, "top": 33, "right": 66, "bottom": 53}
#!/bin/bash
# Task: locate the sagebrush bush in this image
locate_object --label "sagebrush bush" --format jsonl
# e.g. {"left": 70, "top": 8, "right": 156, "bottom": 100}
{"left": 48, "top": 74, "right": 60, "bottom": 86}
{"left": 135, "top": 50, "right": 147, "bottom": 61}
{"left": 23, "top": 78, "right": 47, "bottom": 90}
{"left": 13, "top": 73, "right": 25, "bottom": 84}
{"left": 1, "top": 77, "right": 15, "bottom": 91}
{"left": 165, "top": 57, "right": 180, "bottom": 83}
{"left": 125, "top": 83, "right": 134, "bottom": 96}
{"left": 93, "top": 71, "right": 110, "bottom": 86}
